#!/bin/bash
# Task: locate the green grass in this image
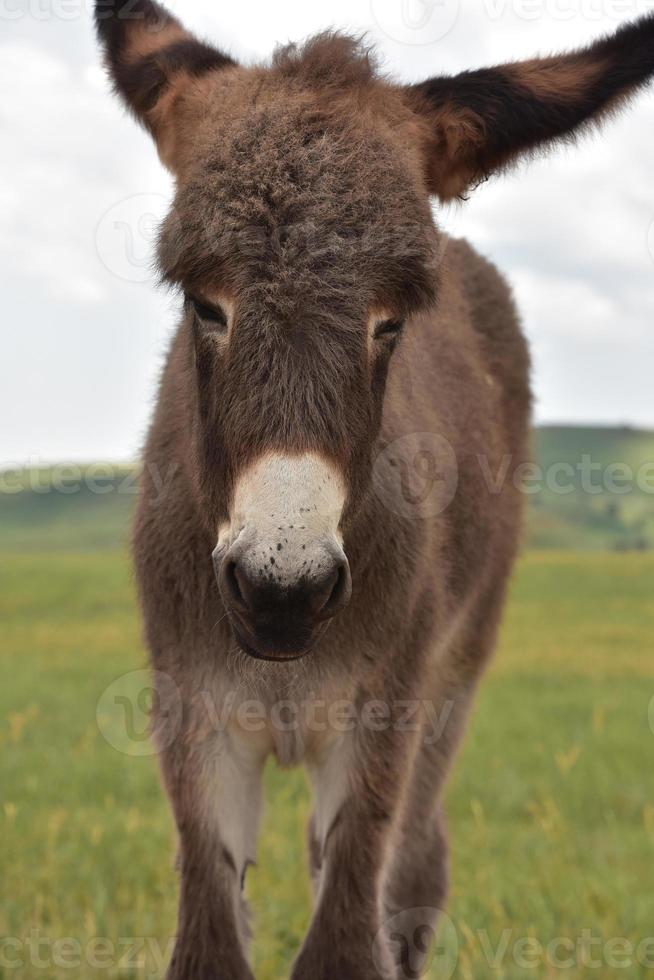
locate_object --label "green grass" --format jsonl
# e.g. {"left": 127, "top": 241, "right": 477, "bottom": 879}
{"left": 1, "top": 549, "right": 653, "bottom": 979}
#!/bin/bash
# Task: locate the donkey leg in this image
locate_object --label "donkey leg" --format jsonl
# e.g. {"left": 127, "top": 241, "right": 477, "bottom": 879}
{"left": 159, "top": 728, "right": 265, "bottom": 980}
{"left": 380, "top": 689, "right": 478, "bottom": 979}
{"left": 293, "top": 725, "right": 417, "bottom": 980}
{"left": 382, "top": 605, "right": 506, "bottom": 977}
{"left": 381, "top": 718, "right": 457, "bottom": 975}
{"left": 382, "top": 767, "right": 450, "bottom": 979}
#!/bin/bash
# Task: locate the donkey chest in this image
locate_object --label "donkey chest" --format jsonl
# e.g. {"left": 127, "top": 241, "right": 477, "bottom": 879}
{"left": 221, "top": 675, "right": 356, "bottom": 769}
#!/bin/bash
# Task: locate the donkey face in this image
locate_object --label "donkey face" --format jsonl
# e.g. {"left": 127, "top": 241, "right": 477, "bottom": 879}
{"left": 97, "top": 0, "right": 654, "bottom": 658}
{"left": 156, "top": 39, "right": 441, "bottom": 660}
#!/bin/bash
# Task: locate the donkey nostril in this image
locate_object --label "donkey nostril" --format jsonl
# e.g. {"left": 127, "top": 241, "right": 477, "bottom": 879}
{"left": 220, "top": 548, "right": 351, "bottom": 631}
{"left": 319, "top": 560, "right": 352, "bottom": 617}
{"left": 224, "top": 559, "right": 250, "bottom": 611}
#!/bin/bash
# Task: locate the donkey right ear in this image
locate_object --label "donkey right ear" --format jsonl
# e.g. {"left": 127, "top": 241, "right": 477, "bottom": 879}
{"left": 407, "top": 14, "right": 654, "bottom": 201}
{"left": 94, "top": 0, "right": 237, "bottom": 168}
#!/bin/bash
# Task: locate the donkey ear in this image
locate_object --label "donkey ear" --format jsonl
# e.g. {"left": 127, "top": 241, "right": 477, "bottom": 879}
{"left": 94, "top": 0, "right": 236, "bottom": 167}
{"left": 407, "top": 14, "right": 654, "bottom": 201}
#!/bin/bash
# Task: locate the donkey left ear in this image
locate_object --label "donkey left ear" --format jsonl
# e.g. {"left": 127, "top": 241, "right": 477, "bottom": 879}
{"left": 407, "top": 14, "right": 654, "bottom": 201}
{"left": 94, "top": 0, "right": 237, "bottom": 169}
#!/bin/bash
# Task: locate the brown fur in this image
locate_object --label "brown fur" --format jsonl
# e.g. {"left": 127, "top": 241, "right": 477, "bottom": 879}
{"left": 94, "top": 3, "right": 654, "bottom": 977}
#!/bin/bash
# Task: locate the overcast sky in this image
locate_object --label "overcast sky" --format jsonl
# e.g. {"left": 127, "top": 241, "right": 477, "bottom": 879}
{"left": 2, "top": 0, "right": 654, "bottom": 465}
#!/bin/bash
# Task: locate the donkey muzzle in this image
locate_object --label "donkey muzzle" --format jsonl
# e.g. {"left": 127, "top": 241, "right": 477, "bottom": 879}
{"left": 213, "top": 452, "right": 351, "bottom": 660}
{"left": 215, "top": 539, "right": 351, "bottom": 660}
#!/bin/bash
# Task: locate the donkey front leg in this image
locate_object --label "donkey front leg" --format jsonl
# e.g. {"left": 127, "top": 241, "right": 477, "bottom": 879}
{"left": 159, "top": 728, "right": 265, "bottom": 980}
{"left": 295, "top": 725, "right": 416, "bottom": 980}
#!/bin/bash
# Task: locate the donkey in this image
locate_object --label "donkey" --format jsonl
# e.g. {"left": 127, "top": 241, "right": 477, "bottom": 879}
{"left": 95, "top": 2, "right": 654, "bottom": 977}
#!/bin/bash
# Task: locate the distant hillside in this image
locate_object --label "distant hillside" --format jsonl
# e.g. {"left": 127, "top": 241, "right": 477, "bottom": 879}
{"left": 0, "top": 464, "right": 136, "bottom": 552}
{"left": 1, "top": 427, "right": 654, "bottom": 552}
{"left": 528, "top": 426, "right": 654, "bottom": 551}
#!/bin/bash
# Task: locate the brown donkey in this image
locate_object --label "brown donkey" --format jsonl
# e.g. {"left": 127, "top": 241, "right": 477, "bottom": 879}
{"left": 95, "top": 3, "right": 654, "bottom": 977}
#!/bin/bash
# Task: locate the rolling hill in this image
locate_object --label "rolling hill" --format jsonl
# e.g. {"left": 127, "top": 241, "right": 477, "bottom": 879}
{"left": 527, "top": 426, "right": 654, "bottom": 550}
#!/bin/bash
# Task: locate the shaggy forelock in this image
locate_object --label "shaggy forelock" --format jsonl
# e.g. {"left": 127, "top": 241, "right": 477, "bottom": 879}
{"left": 157, "top": 56, "right": 439, "bottom": 316}
{"left": 270, "top": 31, "right": 378, "bottom": 90}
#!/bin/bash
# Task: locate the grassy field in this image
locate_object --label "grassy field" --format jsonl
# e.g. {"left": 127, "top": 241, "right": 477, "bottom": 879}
{"left": 2, "top": 547, "right": 654, "bottom": 979}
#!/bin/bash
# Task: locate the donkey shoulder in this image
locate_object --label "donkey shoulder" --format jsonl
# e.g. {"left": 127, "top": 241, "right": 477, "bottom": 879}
{"left": 445, "top": 235, "right": 531, "bottom": 409}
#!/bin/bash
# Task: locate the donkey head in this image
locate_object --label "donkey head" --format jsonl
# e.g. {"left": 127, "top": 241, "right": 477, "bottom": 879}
{"left": 96, "top": 0, "right": 654, "bottom": 659}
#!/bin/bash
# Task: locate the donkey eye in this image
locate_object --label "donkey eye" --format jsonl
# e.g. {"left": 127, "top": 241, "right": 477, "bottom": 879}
{"left": 186, "top": 295, "right": 228, "bottom": 330}
{"left": 374, "top": 318, "right": 405, "bottom": 340}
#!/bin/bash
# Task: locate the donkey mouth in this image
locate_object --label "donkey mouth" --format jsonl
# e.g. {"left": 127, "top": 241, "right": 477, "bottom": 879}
{"left": 230, "top": 618, "right": 323, "bottom": 663}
